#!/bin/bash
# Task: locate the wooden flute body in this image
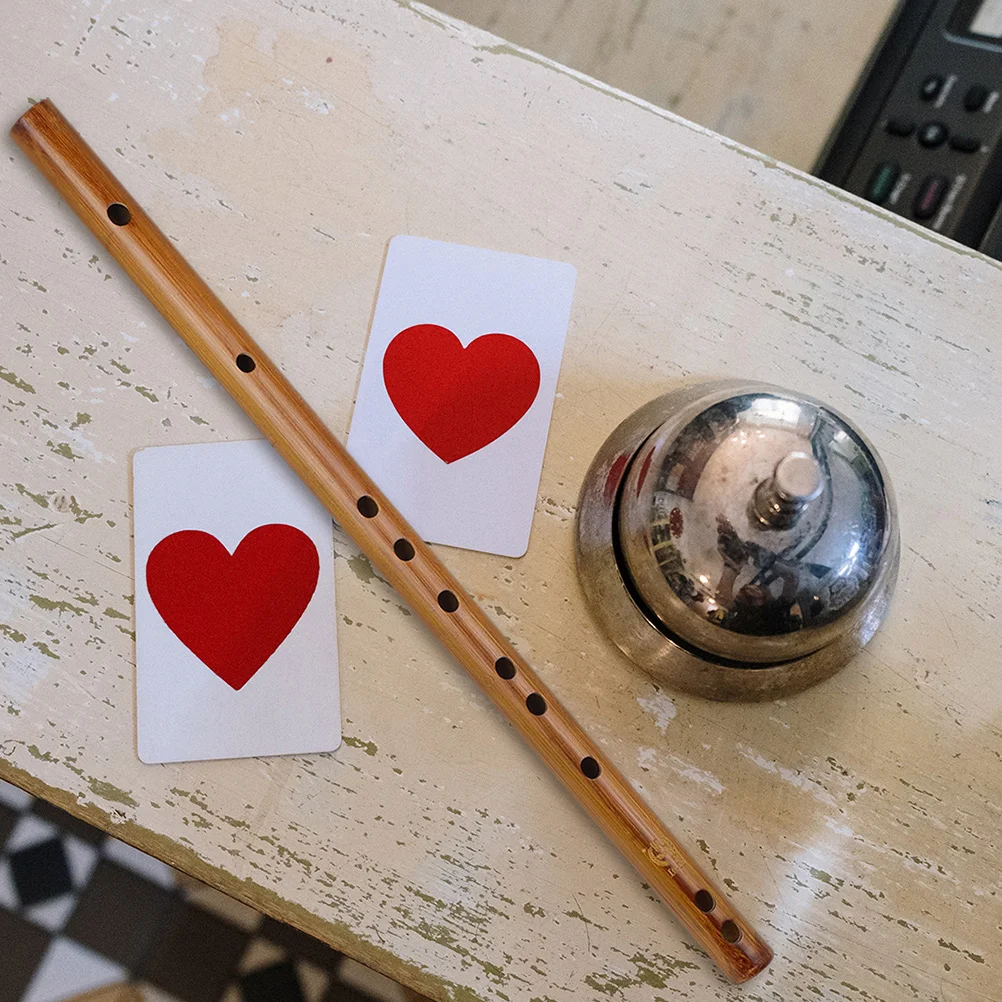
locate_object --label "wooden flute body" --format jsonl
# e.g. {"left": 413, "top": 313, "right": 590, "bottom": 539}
{"left": 12, "top": 99, "right": 772, "bottom": 983}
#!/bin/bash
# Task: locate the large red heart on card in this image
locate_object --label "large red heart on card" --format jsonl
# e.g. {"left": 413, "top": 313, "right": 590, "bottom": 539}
{"left": 146, "top": 524, "right": 319, "bottom": 691}
{"left": 382, "top": 324, "right": 541, "bottom": 463}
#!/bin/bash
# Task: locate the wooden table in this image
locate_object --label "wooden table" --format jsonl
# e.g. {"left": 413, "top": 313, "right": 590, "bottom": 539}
{"left": 2, "top": 2, "right": 999, "bottom": 1000}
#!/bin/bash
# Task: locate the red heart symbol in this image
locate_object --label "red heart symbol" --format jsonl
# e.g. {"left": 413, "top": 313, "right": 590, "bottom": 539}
{"left": 382, "top": 324, "right": 541, "bottom": 463}
{"left": 146, "top": 524, "right": 320, "bottom": 691}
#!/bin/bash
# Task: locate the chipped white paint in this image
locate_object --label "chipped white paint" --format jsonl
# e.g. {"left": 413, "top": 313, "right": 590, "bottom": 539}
{"left": 737, "top": 745, "right": 839, "bottom": 808}
{"left": 665, "top": 756, "right": 724, "bottom": 797}
{"left": 636, "top": 690, "right": 676, "bottom": 733}
{"left": 1, "top": 2, "right": 1001, "bottom": 1001}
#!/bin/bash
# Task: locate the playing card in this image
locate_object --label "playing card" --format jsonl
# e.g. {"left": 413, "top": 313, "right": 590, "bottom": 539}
{"left": 347, "top": 236, "right": 576, "bottom": 557}
{"left": 133, "top": 440, "right": 341, "bottom": 764}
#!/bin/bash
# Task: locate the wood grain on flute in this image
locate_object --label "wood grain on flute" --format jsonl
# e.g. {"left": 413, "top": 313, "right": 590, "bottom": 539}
{"left": 11, "top": 99, "right": 772, "bottom": 984}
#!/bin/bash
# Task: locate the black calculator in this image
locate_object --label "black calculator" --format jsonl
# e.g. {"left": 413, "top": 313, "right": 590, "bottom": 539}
{"left": 816, "top": 0, "right": 1002, "bottom": 259}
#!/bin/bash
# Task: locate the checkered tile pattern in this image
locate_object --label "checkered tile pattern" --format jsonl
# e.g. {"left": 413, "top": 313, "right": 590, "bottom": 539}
{"left": 0, "top": 780, "right": 412, "bottom": 1002}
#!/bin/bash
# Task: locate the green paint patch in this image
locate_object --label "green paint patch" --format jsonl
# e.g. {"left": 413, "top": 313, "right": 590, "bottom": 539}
{"left": 70, "top": 502, "right": 102, "bottom": 524}
{"left": 396, "top": 914, "right": 513, "bottom": 988}
{"left": 695, "top": 838, "right": 717, "bottom": 868}
{"left": 110, "top": 359, "right": 131, "bottom": 373}
{"left": 28, "top": 744, "right": 58, "bottom": 762}
{"left": 626, "top": 951, "right": 700, "bottom": 988}
{"left": 32, "top": 641, "right": 60, "bottom": 659}
{"left": 583, "top": 972, "right": 634, "bottom": 997}
{"left": 103, "top": 606, "right": 130, "bottom": 620}
{"left": 16, "top": 484, "right": 49, "bottom": 508}
{"left": 0, "top": 624, "right": 27, "bottom": 643}
{"left": 134, "top": 386, "right": 159, "bottom": 402}
{"left": 258, "top": 835, "right": 314, "bottom": 874}
{"left": 30, "top": 594, "right": 85, "bottom": 616}
{"left": 11, "top": 522, "right": 57, "bottom": 538}
{"left": 171, "top": 787, "right": 210, "bottom": 811}
{"left": 809, "top": 866, "right": 844, "bottom": 890}
{"left": 189, "top": 415, "right": 209, "bottom": 425}
{"left": 407, "top": 885, "right": 447, "bottom": 909}
{"left": 1, "top": 366, "right": 36, "bottom": 394}
{"left": 87, "top": 777, "right": 138, "bottom": 807}
{"left": 523, "top": 902, "right": 545, "bottom": 917}
{"left": 346, "top": 554, "right": 377, "bottom": 584}
{"left": 47, "top": 441, "right": 82, "bottom": 460}
{"left": 57, "top": 346, "right": 69, "bottom": 355}
{"left": 584, "top": 948, "right": 700, "bottom": 996}
{"left": 70, "top": 412, "right": 91, "bottom": 429}
{"left": 343, "top": 736, "right": 378, "bottom": 756}
{"left": 10, "top": 525, "right": 57, "bottom": 541}
{"left": 564, "top": 909, "right": 608, "bottom": 930}
{"left": 74, "top": 592, "right": 99, "bottom": 607}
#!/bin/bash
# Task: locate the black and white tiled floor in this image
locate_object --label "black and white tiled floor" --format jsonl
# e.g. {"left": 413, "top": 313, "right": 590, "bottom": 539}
{"left": 0, "top": 779, "right": 412, "bottom": 1002}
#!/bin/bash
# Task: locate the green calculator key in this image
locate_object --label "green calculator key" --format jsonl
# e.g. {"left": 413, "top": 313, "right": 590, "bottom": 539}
{"left": 865, "top": 162, "right": 901, "bottom": 205}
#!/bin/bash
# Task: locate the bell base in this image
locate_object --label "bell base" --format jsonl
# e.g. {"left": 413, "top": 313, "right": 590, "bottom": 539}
{"left": 574, "top": 380, "right": 899, "bottom": 702}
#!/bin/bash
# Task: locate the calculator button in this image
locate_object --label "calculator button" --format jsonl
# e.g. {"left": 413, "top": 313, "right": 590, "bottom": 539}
{"left": 913, "top": 175, "right": 949, "bottom": 220}
{"left": 964, "top": 84, "right": 988, "bottom": 112}
{"left": 886, "top": 118, "right": 915, "bottom": 137}
{"left": 917, "top": 121, "right": 948, "bottom": 148}
{"left": 949, "top": 134, "right": 981, "bottom": 153}
{"left": 920, "top": 75, "right": 944, "bottom": 101}
{"left": 865, "top": 162, "right": 901, "bottom": 204}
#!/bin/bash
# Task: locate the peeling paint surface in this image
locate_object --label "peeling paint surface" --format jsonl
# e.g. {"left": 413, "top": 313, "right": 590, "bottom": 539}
{"left": 1, "top": 1, "right": 1001, "bottom": 1001}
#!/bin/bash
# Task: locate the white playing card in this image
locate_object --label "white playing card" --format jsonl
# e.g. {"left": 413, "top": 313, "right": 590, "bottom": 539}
{"left": 133, "top": 439, "right": 341, "bottom": 764}
{"left": 347, "top": 235, "right": 576, "bottom": 557}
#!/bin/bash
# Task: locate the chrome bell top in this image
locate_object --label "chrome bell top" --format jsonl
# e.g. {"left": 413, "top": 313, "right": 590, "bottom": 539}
{"left": 617, "top": 389, "right": 893, "bottom": 664}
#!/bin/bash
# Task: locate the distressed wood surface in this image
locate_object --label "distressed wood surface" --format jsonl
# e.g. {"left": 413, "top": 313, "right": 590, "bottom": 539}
{"left": 426, "top": 0, "right": 901, "bottom": 171}
{"left": 1, "top": 2, "right": 1000, "bottom": 1001}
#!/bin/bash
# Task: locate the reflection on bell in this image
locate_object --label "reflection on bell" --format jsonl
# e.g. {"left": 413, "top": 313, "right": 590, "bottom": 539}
{"left": 575, "top": 380, "right": 899, "bottom": 701}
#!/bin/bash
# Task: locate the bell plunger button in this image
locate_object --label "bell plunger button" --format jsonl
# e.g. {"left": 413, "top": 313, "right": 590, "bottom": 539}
{"left": 775, "top": 452, "right": 824, "bottom": 502}
{"left": 752, "top": 451, "right": 824, "bottom": 528}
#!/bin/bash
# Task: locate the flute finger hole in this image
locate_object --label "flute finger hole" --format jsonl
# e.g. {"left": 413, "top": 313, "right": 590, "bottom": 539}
{"left": 107, "top": 202, "right": 132, "bottom": 225}
{"left": 580, "top": 756, "right": 601, "bottom": 779}
{"left": 494, "top": 657, "right": 516, "bottom": 679}
{"left": 357, "top": 496, "right": 379, "bottom": 518}
{"left": 438, "top": 590, "right": 459, "bottom": 613}
{"left": 393, "top": 538, "right": 415, "bottom": 561}
{"left": 694, "top": 889, "right": 715, "bottom": 912}
{"left": 526, "top": 693, "right": 547, "bottom": 715}
{"left": 721, "top": 919, "right": 742, "bottom": 943}
{"left": 235, "top": 353, "right": 256, "bottom": 373}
